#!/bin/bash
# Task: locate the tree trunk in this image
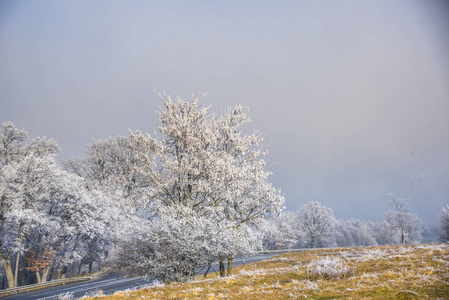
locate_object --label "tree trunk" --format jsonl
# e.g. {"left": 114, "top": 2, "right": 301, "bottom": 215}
{"left": 219, "top": 260, "right": 225, "bottom": 277}
{"left": 14, "top": 235, "right": 23, "bottom": 287}
{"left": 88, "top": 261, "right": 93, "bottom": 274}
{"left": 0, "top": 245, "right": 14, "bottom": 288}
{"left": 48, "top": 267, "right": 54, "bottom": 281}
{"left": 77, "top": 262, "right": 83, "bottom": 275}
{"left": 312, "top": 236, "right": 316, "bottom": 248}
{"left": 42, "top": 267, "right": 50, "bottom": 283}
{"left": 35, "top": 271, "right": 41, "bottom": 284}
{"left": 226, "top": 257, "right": 233, "bottom": 276}
{"left": 203, "top": 263, "right": 211, "bottom": 278}
{"left": 58, "top": 266, "right": 67, "bottom": 279}
{"left": 21, "top": 269, "right": 28, "bottom": 286}
{"left": 113, "top": 242, "right": 116, "bottom": 268}
{"left": 2, "top": 259, "right": 15, "bottom": 288}
{"left": 0, "top": 195, "right": 6, "bottom": 232}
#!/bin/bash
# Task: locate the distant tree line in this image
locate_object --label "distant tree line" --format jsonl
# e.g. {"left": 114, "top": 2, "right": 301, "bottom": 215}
{"left": 261, "top": 195, "right": 435, "bottom": 250}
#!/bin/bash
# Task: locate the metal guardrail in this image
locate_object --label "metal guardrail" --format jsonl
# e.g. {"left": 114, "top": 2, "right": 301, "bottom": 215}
{"left": 256, "top": 248, "right": 329, "bottom": 255}
{"left": 0, "top": 277, "right": 92, "bottom": 297}
{"left": 256, "top": 248, "right": 308, "bottom": 254}
{"left": 256, "top": 246, "right": 370, "bottom": 255}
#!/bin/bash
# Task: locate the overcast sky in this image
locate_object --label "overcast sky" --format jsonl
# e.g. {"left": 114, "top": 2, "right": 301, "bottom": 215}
{"left": 1, "top": 0, "right": 448, "bottom": 225}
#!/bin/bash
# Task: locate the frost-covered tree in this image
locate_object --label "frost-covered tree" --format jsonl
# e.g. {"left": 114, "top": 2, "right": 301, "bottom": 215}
{"left": 0, "top": 123, "right": 114, "bottom": 288}
{"left": 1, "top": 155, "right": 55, "bottom": 287}
{"left": 64, "top": 136, "right": 144, "bottom": 272}
{"left": 1, "top": 154, "right": 113, "bottom": 286}
{"left": 211, "top": 103, "right": 284, "bottom": 274}
{"left": 335, "top": 219, "right": 377, "bottom": 247}
{"left": 378, "top": 194, "right": 423, "bottom": 245}
{"left": 438, "top": 204, "right": 449, "bottom": 243}
{"left": 0, "top": 122, "right": 59, "bottom": 167}
{"left": 125, "top": 92, "right": 284, "bottom": 277}
{"left": 370, "top": 220, "right": 393, "bottom": 245}
{"left": 387, "top": 194, "right": 408, "bottom": 244}
{"left": 0, "top": 122, "right": 58, "bottom": 288}
{"left": 47, "top": 188, "right": 115, "bottom": 280}
{"left": 64, "top": 136, "right": 139, "bottom": 198}
{"left": 62, "top": 93, "right": 283, "bottom": 280}
{"left": 63, "top": 136, "right": 148, "bottom": 212}
{"left": 297, "top": 201, "right": 336, "bottom": 248}
{"left": 261, "top": 211, "right": 301, "bottom": 250}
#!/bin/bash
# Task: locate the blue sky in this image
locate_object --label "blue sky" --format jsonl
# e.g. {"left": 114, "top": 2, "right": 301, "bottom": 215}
{"left": 1, "top": 0, "right": 448, "bottom": 225}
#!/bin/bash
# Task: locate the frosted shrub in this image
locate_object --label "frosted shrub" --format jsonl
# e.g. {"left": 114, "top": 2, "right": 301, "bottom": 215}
{"left": 57, "top": 292, "right": 74, "bottom": 300}
{"left": 80, "top": 289, "right": 103, "bottom": 298}
{"left": 297, "top": 201, "right": 336, "bottom": 248}
{"left": 307, "top": 256, "right": 354, "bottom": 279}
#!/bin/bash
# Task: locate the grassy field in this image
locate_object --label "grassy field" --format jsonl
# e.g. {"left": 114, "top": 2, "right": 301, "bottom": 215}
{"left": 88, "top": 244, "right": 449, "bottom": 299}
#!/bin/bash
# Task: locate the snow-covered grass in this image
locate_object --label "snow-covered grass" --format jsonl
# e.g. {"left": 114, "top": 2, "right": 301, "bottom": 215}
{"left": 85, "top": 244, "right": 449, "bottom": 299}
{"left": 306, "top": 256, "right": 354, "bottom": 279}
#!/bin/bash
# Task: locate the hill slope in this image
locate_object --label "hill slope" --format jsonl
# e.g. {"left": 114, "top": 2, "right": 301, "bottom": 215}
{"left": 89, "top": 244, "right": 449, "bottom": 299}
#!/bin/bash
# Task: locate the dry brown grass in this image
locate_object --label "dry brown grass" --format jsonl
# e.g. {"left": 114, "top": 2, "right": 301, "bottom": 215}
{"left": 87, "top": 244, "right": 449, "bottom": 299}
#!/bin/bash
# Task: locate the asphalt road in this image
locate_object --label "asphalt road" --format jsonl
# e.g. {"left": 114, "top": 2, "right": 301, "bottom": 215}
{"left": 3, "top": 253, "right": 277, "bottom": 300}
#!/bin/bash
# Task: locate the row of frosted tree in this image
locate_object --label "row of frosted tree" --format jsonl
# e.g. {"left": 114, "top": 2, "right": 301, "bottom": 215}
{"left": 261, "top": 197, "right": 431, "bottom": 250}
{"left": 1, "top": 93, "right": 448, "bottom": 289}
{"left": 1, "top": 93, "right": 285, "bottom": 288}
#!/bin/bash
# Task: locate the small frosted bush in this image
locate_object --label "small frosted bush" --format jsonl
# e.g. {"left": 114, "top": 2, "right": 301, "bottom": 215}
{"left": 307, "top": 256, "right": 354, "bottom": 279}
{"left": 57, "top": 292, "right": 74, "bottom": 300}
{"left": 80, "top": 287, "right": 107, "bottom": 298}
